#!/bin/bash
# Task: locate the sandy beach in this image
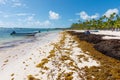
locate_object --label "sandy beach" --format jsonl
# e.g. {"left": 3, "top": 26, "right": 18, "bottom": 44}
{"left": 0, "top": 30, "right": 120, "bottom": 80}
{"left": 0, "top": 32, "right": 61, "bottom": 80}
{"left": 72, "top": 30, "right": 120, "bottom": 39}
{"left": 1, "top": 0, "right": 120, "bottom": 79}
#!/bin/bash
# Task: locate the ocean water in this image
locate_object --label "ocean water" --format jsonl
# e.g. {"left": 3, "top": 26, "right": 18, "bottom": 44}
{"left": 0, "top": 28, "right": 60, "bottom": 49}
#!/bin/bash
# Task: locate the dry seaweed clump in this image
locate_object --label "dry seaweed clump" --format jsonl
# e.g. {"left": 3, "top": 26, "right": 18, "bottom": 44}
{"left": 68, "top": 32, "right": 120, "bottom": 79}
{"left": 47, "top": 49, "right": 55, "bottom": 58}
{"left": 64, "top": 72, "right": 73, "bottom": 80}
{"left": 27, "top": 75, "right": 40, "bottom": 80}
{"left": 57, "top": 72, "right": 73, "bottom": 80}
{"left": 36, "top": 58, "right": 49, "bottom": 70}
{"left": 36, "top": 58, "right": 49, "bottom": 67}
{"left": 110, "top": 68, "right": 120, "bottom": 79}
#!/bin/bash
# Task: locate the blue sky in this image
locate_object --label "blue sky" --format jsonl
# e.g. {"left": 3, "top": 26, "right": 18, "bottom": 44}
{"left": 0, "top": 0, "right": 120, "bottom": 28}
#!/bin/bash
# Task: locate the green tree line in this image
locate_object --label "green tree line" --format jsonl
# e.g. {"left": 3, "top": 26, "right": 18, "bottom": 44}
{"left": 70, "top": 13, "right": 120, "bottom": 30}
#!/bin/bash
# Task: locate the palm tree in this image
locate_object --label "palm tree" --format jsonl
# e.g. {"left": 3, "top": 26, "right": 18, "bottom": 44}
{"left": 70, "top": 13, "right": 120, "bottom": 30}
{"left": 78, "top": 20, "right": 81, "bottom": 24}
{"left": 107, "top": 13, "right": 116, "bottom": 29}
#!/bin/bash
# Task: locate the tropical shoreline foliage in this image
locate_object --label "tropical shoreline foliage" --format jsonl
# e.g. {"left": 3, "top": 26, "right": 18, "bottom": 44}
{"left": 70, "top": 13, "right": 120, "bottom": 30}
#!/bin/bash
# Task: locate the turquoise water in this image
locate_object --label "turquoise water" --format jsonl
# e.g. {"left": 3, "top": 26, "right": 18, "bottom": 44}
{"left": 0, "top": 28, "right": 61, "bottom": 49}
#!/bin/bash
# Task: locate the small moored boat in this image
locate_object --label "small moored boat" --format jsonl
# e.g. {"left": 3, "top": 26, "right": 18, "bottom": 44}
{"left": 10, "top": 31, "right": 40, "bottom": 36}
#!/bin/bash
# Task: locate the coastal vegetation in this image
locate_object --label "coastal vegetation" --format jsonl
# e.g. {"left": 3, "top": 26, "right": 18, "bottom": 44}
{"left": 70, "top": 13, "right": 120, "bottom": 30}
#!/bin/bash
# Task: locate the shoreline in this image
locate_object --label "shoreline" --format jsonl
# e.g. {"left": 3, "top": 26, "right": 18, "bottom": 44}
{"left": 0, "top": 28, "right": 61, "bottom": 47}
{"left": 0, "top": 31, "right": 58, "bottom": 50}
{"left": 0, "top": 31, "right": 61, "bottom": 80}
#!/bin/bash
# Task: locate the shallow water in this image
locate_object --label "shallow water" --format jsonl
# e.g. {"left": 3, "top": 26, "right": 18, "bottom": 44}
{"left": 0, "top": 28, "right": 61, "bottom": 49}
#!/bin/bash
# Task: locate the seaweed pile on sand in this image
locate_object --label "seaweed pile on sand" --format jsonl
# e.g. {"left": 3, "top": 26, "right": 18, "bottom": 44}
{"left": 27, "top": 31, "right": 120, "bottom": 80}
{"left": 68, "top": 31, "right": 120, "bottom": 60}
{"left": 28, "top": 32, "right": 100, "bottom": 80}
{"left": 67, "top": 31, "right": 120, "bottom": 79}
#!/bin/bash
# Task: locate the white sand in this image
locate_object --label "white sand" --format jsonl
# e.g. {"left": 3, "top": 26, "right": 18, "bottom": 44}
{"left": 0, "top": 32, "right": 61, "bottom": 80}
{"left": 91, "top": 30, "right": 120, "bottom": 39}
{"left": 91, "top": 30, "right": 120, "bottom": 36}
{"left": 72, "top": 30, "right": 120, "bottom": 39}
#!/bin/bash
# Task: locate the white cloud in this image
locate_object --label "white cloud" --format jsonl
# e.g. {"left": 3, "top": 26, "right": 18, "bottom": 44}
{"left": 49, "top": 10, "right": 60, "bottom": 20}
{"left": 91, "top": 14, "right": 99, "bottom": 19}
{"left": 24, "top": 20, "right": 51, "bottom": 27}
{"left": 34, "top": 20, "right": 51, "bottom": 27}
{"left": 0, "top": 0, "right": 27, "bottom": 8}
{"left": 24, "top": 16, "right": 51, "bottom": 27}
{"left": 78, "top": 11, "right": 90, "bottom": 20}
{"left": 0, "top": 21, "right": 15, "bottom": 27}
{"left": 0, "top": 12, "right": 36, "bottom": 19}
{"left": 76, "top": 11, "right": 99, "bottom": 20}
{"left": 103, "top": 8, "right": 119, "bottom": 17}
{"left": 41, "top": 20, "right": 51, "bottom": 26}
{"left": 0, "top": 11, "right": 3, "bottom": 14}
{"left": 68, "top": 19, "right": 79, "bottom": 22}
{"left": 0, "top": 20, "right": 51, "bottom": 28}
{"left": 26, "top": 16, "right": 34, "bottom": 21}
{"left": 68, "top": 19, "right": 73, "bottom": 22}
{"left": 0, "top": 13, "right": 13, "bottom": 18}
{"left": 15, "top": 13, "right": 35, "bottom": 17}
{"left": 15, "top": 13, "right": 28, "bottom": 16}
{"left": 12, "top": 2, "right": 26, "bottom": 7}
{"left": 0, "top": 13, "right": 52, "bottom": 28}
{"left": 12, "top": 2, "right": 22, "bottom": 7}
{"left": 3, "top": 14, "right": 9, "bottom": 18}
{"left": 0, "top": 0, "right": 7, "bottom": 5}
{"left": 11, "top": 0, "right": 19, "bottom": 2}
{"left": 12, "top": 0, "right": 26, "bottom": 7}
